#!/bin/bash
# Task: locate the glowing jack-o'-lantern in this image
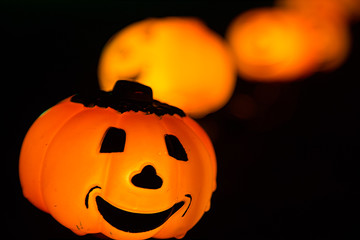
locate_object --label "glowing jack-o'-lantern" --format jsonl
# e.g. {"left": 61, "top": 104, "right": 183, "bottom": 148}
{"left": 226, "top": 8, "right": 321, "bottom": 82}
{"left": 19, "top": 80, "right": 216, "bottom": 239}
{"left": 98, "top": 17, "right": 236, "bottom": 118}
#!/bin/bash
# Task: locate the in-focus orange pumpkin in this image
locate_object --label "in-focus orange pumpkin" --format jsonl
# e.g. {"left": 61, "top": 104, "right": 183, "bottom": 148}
{"left": 226, "top": 8, "right": 320, "bottom": 82}
{"left": 98, "top": 17, "right": 236, "bottom": 118}
{"left": 19, "top": 80, "right": 216, "bottom": 240}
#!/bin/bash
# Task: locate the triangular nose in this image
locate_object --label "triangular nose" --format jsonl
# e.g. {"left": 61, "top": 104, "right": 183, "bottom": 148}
{"left": 131, "top": 165, "right": 163, "bottom": 189}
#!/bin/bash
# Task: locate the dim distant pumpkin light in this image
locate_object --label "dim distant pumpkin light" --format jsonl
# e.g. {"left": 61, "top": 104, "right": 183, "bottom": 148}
{"left": 227, "top": 8, "right": 320, "bottom": 82}
{"left": 276, "top": 0, "right": 352, "bottom": 71}
{"left": 276, "top": 0, "right": 360, "bottom": 22}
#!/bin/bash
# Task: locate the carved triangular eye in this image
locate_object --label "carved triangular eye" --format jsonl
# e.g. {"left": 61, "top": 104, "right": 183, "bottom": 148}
{"left": 164, "top": 134, "right": 188, "bottom": 161}
{"left": 100, "top": 127, "right": 126, "bottom": 153}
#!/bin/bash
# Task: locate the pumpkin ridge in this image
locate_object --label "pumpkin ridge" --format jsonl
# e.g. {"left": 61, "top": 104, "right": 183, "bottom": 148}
{"left": 39, "top": 106, "right": 88, "bottom": 211}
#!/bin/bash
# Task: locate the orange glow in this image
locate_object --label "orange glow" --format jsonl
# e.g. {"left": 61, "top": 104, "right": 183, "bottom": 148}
{"left": 277, "top": 0, "right": 360, "bottom": 22}
{"left": 19, "top": 81, "right": 216, "bottom": 239}
{"left": 98, "top": 17, "right": 236, "bottom": 118}
{"left": 276, "top": 0, "right": 352, "bottom": 71}
{"left": 313, "top": 18, "right": 350, "bottom": 71}
{"left": 340, "top": 0, "right": 360, "bottom": 20}
{"left": 226, "top": 8, "right": 320, "bottom": 82}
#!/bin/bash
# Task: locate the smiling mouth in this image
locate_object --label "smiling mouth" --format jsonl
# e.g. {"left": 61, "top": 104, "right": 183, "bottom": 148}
{"left": 95, "top": 196, "right": 186, "bottom": 233}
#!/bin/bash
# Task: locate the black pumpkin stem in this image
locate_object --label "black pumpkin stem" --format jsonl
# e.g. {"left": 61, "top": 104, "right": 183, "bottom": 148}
{"left": 71, "top": 80, "right": 185, "bottom": 117}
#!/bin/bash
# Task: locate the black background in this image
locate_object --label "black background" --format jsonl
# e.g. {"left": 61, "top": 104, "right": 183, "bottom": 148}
{"left": 4, "top": 1, "right": 360, "bottom": 239}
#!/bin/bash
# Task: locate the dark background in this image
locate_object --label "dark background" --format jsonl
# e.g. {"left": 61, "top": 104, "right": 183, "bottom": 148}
{"left": 4, "top": 0, "right": 360, "bottom": 239}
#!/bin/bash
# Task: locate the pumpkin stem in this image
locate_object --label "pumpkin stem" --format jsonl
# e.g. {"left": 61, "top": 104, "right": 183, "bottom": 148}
{"left": 113, "top": 80, "right": 153, "bottom": 103}
{"left": 71, "top": 80, "right": 185, "bottom": 117}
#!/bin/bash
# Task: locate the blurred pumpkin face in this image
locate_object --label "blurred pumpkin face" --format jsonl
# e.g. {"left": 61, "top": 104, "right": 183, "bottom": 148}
{"left": 19, "top": 81, "right": 216, "bottom": 240}
{"left": 227, "top": 8, "right": 320, "bottom": 82}
{"left": 98, "top": 17, "right": 236, "bottom": 117}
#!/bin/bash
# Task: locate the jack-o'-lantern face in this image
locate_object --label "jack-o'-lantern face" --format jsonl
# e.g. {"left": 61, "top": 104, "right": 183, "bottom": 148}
{"left": 19, "top": 81, "right": 216, "bottom": 239}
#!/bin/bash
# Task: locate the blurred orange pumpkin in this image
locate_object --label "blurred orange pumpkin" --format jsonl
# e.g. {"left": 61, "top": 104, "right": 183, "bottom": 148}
{"left": 276, "top": 0, "right": 352, "bottom": 71}
{"left": 19, "top": 81, "right": 216, "bottom": 239}
{"left": 98, "top": 17, "right": 236, "bottom": 118}
{"left": 226, "top": 8, "right": 320, "bottom": 82}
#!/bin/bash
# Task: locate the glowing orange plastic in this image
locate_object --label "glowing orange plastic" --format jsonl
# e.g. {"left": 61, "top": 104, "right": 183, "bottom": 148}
{"left": 98, "top": 17, "right": 236, "bottom": 117}
{"left": 276, "top": 0, "right": 351, "bottom": 71}
{"left": 277, "top": 0, "right": 360, "bottom": 22}
{"left": 227, "top": 8, "right": 320, "bottom": 82}
{"left": 19, "top": 82, "right": 216, "bottom": 239}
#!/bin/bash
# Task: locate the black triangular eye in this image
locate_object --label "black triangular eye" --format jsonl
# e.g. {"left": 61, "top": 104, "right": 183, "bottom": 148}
{"left": 100, "top": 127, "right": 126, "bottom": 153}
{"left": 165, "top": 134, "right": 188, "bottom": 161}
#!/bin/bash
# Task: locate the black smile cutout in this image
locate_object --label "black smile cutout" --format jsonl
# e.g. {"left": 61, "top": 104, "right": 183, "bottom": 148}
{"left": 85, "top": 186, "right": 192, "bottom": 233}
